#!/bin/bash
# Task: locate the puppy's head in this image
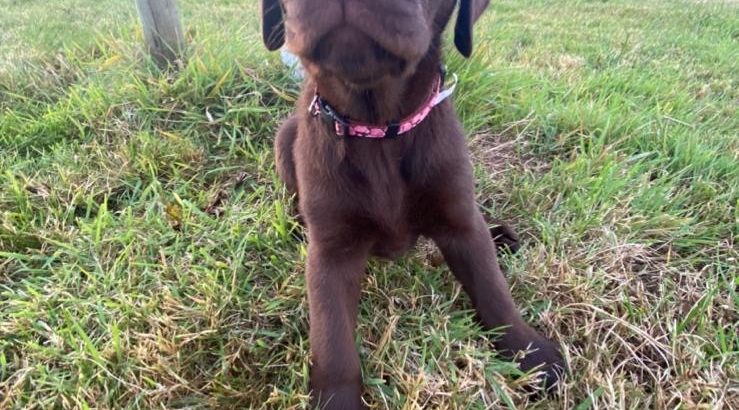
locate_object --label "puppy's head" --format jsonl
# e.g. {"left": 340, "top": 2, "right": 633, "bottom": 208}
{"left": 261, "top": 0, "right": 489, "bottom": 87}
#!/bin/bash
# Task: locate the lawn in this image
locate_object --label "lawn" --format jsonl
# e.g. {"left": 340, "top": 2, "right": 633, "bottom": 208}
{"left": 1, "top": 0, "right": 737, "bottom": 408}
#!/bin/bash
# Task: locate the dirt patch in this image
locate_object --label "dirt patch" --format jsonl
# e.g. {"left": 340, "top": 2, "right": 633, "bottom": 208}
{"left": 468, "top": 118, "right": 552, "bottom": 180}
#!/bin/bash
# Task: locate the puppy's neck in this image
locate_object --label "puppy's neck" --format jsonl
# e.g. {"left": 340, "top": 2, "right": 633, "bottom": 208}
{"left": 309, "top": 49, "right": 442, "bottom": 125}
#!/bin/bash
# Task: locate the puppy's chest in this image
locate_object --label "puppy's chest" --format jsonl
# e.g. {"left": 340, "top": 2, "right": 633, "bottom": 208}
{"left": 350, "top": 153, "right": 417, "bottom": 258}
{"left": 342, "top": 141, "right": 425, "bottom": 231}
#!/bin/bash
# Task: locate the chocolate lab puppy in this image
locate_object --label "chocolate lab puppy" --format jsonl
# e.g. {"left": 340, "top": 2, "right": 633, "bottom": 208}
{"left": 261, "top": 0, "right": 565, "bottom": 407}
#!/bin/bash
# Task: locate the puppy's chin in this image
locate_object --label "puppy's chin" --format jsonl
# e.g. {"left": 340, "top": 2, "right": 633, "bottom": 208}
{"left": 328, "top": 67, "right": 399, "bottom": 90}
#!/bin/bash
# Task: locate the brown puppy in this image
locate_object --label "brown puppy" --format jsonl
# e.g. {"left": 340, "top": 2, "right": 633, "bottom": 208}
{"left": 261, "top": 0, "right": 565, "bottom": 408}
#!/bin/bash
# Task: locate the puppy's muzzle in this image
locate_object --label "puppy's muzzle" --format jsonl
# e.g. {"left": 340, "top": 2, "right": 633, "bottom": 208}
{"left": 311, "top": 26, "right": 406, "bottom": 86}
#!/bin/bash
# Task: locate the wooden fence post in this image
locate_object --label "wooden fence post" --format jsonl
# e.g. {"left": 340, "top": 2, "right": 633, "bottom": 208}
{"left": 136, "top": 0, "right": 185, "bottom": 68}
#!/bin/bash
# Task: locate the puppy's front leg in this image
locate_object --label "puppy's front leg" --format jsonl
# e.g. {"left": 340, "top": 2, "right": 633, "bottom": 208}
{"left": 306, "top": 240, "right": 370, "bottom": 410}
{"left": 432, "top": 210, "right": 565, "bottom": 390}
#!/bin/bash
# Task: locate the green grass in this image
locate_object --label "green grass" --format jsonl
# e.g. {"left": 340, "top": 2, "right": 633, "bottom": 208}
{"left": 1, "top": 0, "right": 737, "bottom": 408}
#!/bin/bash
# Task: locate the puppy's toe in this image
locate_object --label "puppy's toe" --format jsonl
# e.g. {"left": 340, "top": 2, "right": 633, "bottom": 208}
{"left": 490, "top": 224, "right": 521, "bottom": 254}
{"left": 518, "top": 339, "right": 566, "bottom": 394}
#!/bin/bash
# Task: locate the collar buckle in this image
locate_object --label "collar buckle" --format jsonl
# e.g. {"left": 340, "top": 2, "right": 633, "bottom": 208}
{"left": 310, "top": 94, "right": 350, "bottom": 136}
{"left": 309, "top": 94, "right": 321, "bottom": 117}
{"left": 320, "top": 99, "right": 349, "bottom": 136}
{"left": 384, "top": 121, "right": 400, "bottom": 139}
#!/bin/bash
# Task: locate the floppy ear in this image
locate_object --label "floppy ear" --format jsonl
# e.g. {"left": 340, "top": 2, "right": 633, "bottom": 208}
{"left": 454, "top": 0, "right": 490, "bottom": 58}
{"left": 261, "top": 0, "right": 285, "bottom": 51}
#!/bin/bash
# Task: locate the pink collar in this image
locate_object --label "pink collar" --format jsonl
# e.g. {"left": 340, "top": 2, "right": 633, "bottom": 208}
{"left": 308, "top": 69, "right": 457, "bottom": 139}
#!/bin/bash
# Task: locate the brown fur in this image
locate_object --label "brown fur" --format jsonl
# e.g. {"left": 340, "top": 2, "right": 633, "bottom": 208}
{"left": 263, "top": 1, "right": 565, "bottom": 408}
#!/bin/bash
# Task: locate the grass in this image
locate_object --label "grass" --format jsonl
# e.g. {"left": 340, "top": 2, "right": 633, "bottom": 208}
{"left": 0, "top": 0, "right": 737, "bottom": 408}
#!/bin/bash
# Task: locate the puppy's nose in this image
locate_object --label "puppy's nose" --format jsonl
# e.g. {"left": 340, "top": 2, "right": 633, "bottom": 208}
{"left": 312, "top": 26, "right": 357, "bottom": 65}
{"left": 312, "top": 25, "right": 403, "bottom": 84}
{"left": 319, "top": 26, "right": 371, "bottom": 55}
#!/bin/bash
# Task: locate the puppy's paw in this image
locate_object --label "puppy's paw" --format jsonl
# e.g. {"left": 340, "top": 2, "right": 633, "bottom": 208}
{"left": 517, "top": 338, "right": 566, "bottom": 393}
{"left": 490, "top": 224, "right": 521, "bottom": 254}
